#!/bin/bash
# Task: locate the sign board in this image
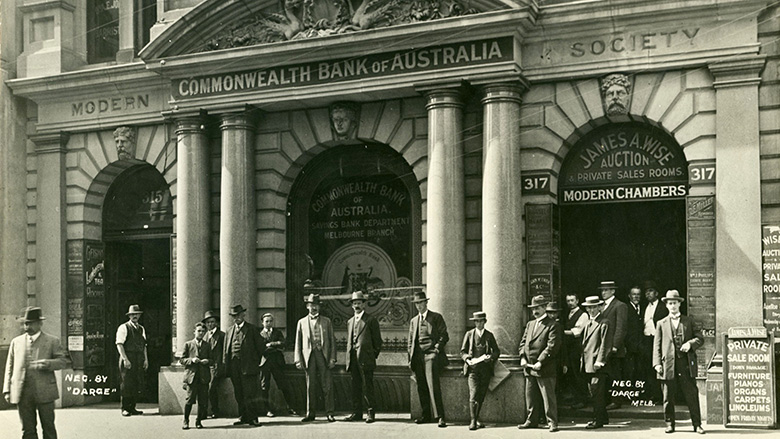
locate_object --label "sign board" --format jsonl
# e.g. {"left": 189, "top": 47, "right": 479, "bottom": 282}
{"left": 763, "top": 225, "right": 780, "bottom": 339}
{"left": 722, "top": 327, "right": 777, "bottom": 428}
{"left": 687, "top": 196, "right": 716, "bottom": 377}
{"left": 521, "top": 172, "right": 553, "bottom": 196}
{"left": 525, "top": 204, "right": 560, "bottom": 303}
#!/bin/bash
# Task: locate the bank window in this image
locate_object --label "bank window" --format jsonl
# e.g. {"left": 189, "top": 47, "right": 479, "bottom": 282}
{"left": 30, "top": 17, "right": 54, "bottom": 43}
{"left": 87, "top": 0, "right": 157, "bottom": 64}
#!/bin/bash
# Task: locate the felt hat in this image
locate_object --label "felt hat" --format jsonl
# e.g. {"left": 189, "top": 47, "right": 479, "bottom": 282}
{"left": 303, "top": 294, "right": 321, "bottom": 305}
{"left": 545, "top": 302, "right": 561, "bottom": 312}
{"left": 202, "top": 310, "right": 219, "bottom": 323}
{"left": 527, "top": 295, "right": 548, "bottom": 308}
{"left": 228, "top": 304, "right": 247, "bottom": 315}
{"left": 661, "top": 289, "right": 684, "bottom": 303}
{"left": 21, "top": 307, "right": 45, "bottom": 322}
{"left": 469, "top": 311, "right": 487, "bottom": 321}
{"left": 581, "top": 296, "right": 605, "bottom": 307}
{"left": 126, "top": 304, "right": 143, "bottom": 315}
{"left": 411, "top": 291, "right": 429, "bottom": 303}
{"left": 350, "top": 291, "right": 368, "bottom": 302}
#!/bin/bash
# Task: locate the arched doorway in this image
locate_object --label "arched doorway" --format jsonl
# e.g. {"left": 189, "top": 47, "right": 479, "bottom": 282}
{"left": 102, "top": 164, "right": 173, "bottom": 402}
{"left": 558, "top": 121, "right": 689, "bottom": 305}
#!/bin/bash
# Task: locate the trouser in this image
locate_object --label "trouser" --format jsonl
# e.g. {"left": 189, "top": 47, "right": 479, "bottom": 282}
{"left": 229, "top": 360, "right": 263, "bottom": 422}
{"left": 562, "top": 351, "right": 589, "bottom": 404}
{"left": 641, "top": 335, "right": 662, "bottom": 401}
{"left": 525, "top": 375, "right": 558, "bottom": 426}
{"left": 662, "top": 356, "right": 702, "bottom": 427}
{"left": 184, "top": 382, "right": 209, "bottom": 421}
{"left": 119, "top": 351, "right": 145, "bottom": 412}
{"left": 467, "top": 365, "right": 491, "bottom": 405}
{"left": 18, "top": 387, "right": 57, "bottom": 439}
{"left": 260, "top": 363, "right": 295, "bottom": 412}
{"left": 305, "top": 349, "right": 334, "bottom": 417}
{"left": 586, "top": 371, "right": 609, "bottom": 425}
{"left": 348, "top": 351, "right": 375, "bottom": 413}
{"left": 411, "top": 349, "right": 445, "bottom": 420}
{"left": 207, "top": 367, "right": 224, "bottom": 416}
{"left": 607, "top": 354, "right": 624, "bottom": 405}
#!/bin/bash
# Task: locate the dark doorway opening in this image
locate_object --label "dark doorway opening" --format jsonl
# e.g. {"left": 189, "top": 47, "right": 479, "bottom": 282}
{"left": 560, "top": 200, "right": 687, "bottom": 308}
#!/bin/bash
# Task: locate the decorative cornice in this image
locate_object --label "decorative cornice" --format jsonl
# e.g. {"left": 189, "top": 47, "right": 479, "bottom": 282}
{"left": 19, "top": 0, "right": 75, "bottom": 14}
{"left": 481, "top": 82, "right": 526, "bottom": 105}
{"left": 709, "top": 54, "right": 767, "bottom": 89}
{"left": 30, "top": 132, "right": 69, "bottom": 154}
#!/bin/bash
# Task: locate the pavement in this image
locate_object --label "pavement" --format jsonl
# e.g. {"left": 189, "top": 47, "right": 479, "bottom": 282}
{"left": 1, "top": 404, "right": 776, "bottom": 439}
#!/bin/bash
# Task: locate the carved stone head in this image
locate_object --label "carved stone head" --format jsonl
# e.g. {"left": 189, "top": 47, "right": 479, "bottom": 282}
{"left": 113, "top": 126, "right": 137, "bottom": 160}
{"left": 330, "top": 102, "right": 358, "bottom": 140}
{"left": 600, "top": 73, "right": 632, "bottom": 116}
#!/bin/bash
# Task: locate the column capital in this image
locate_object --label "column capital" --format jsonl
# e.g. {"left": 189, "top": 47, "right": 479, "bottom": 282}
{"left": 709, "top": 54, "right": 766, "bottom": 89}
{"left": 219, "top": 111, "right": 258, "bottom": 132}
{"left": 30, "top": 132, "right": 69, "bottom": 154}
{"left": 480, "top": 83, "right": 526, "bottom": 105}
{"left": 174, "top": 115, "right": 209, "bottom": 136}
{"left": 424, "top": 88, "right": 465, "bottom": 111}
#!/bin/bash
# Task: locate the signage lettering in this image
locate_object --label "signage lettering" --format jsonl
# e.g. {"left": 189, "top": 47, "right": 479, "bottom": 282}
{"left": 570, "top": 28, "right": 699, "bottom": 58}
{"left": 174, "top": 37, "right": 513, "bottom": 99}
{"left": 563, "top": 184, "right": 687, "bottom": 203}
{"left": 722, "top": 329, "right": 777, "bottom": 428}
{"left": 71, "top": 95, "right": 149, "bottom": 116}
{"left": 762, "top": 226, "right": 780, "bottom": 337}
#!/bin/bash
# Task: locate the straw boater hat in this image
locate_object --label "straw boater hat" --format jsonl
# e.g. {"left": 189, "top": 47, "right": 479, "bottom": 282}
{"left": 661, "top": 290, "right": 684, "bottom": 303}
{"left": 202, "top": 310, "right": 219, "bottom": 323}
{"left": 545, "top": 302, "right": 561, "bottom": 312}
{"left": 469, "top": 311, "right": 487, "bottom": 321}
{"left": 20, "top": 307, "right": 45, "bottom": 322}
{"left": 527, "top": 295, "right": 548, "bottom": 308}
{"left": 303, "top": 294, "right": 321, "bottom": 305}
{"left": 228, "top": 304, "right": 247, "bottom": 315}
{"left": 126, "top": 304, "right": 143, "bottom": 315}
{"left": 350, "top": 291, "right": 367, "bottom": 302}
{"left": 411, "top": 291, "right": 429, "bottom": 303}
{"left": 581, "top": 296, "right": 605, "bottom": 307}
{"left": 598, "top": 281, "right": 617, "bottom": 290}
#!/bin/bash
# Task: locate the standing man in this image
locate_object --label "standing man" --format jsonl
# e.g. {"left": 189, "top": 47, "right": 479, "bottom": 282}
{"left": 4, "top": 307, "right": 69, "bottom": 439}
{"left": 180, "top": 322, "right": 212, "bottom": 430}
{"left": 116, "top": 304, "right": 148, "bottom": 417}
{"left": 599, "top": 280, "right": 627, "bottom": 410}
{"left": 562, "top": 293, "right": 589, "bottom": 408}
{"left": 460, "top": 311, "right": 500, "bottom": 431}
{"left": 518, "top": 295, "right": 560, "bottom": 433}
{"left": 223, "top": 304, "right": 265, "bottom": 427}
{"left": 653, "top": 290, "right": 705, "bottom": 434}
{"left": 625, "top": 286, "right": 644, "bottom": 384}
{"left": 202, "top": 310, "right": 225, "bottom": 419}
{"left": 408, "top": 291, "right": 449, "bottom": 428}
{"left": 580, "top": 296, "right": 612, "bottom": 430}
{"left": 641, "top": 283, "right": 668, "bottom": 403}
{"left": 259, "top": 313, "right": 296, "bottom": 417}
{"left": 295, "top": 293, "right": 337, "bottom": 422}
{"left": 343, "top": 291, "right": 383, "bottom": 423}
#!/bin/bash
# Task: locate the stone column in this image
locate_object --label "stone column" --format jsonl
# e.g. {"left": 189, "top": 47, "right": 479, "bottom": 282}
{"left": 709, "top": 55, "right": 766, "bottom": 345}
{"left": 174, "top": 117, "right": 211, "bottom": 356}
{"left": 425, "top": 89, "right": 466, "bottom": 355}
{"left": 481, "top": 84, "right": 525, "bottom": 355}
{"left": 219, "top": 112, "right": 257, "bottom": 324}
{"left": 31, "top": 133, "right": 69, "bottom": 340}
{"left": 116, "top": 1, "right": 135, "bottom": 62}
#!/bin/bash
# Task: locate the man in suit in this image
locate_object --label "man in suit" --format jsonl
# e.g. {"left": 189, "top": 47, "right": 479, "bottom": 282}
{"left": 562, "top": 293, "right": 589, "bottom": 408}
{"left": 295, "top": 293, "right": 337, "bottom": 422}
{"left": 653, "top": 290, "right": 705, "bottom": 434}
{"left": 407, "top": 291, "right": 449, "bottom": 428}
{"left": 598, "top": 280, "right": 627, "bottom": 410}
{"left": 223, "top": 304, "right": 265, "bottom": 427}
{"left": 4, "top": 307, "right": 69, "bottom": 439}
{"left": 518, "top": 295, "right": 561, "bottom": 433}
{"left": 580, "top": 296, "right": 612, "bottom": 429}
{"left": 343, "top": 291, "right": 383, "bottom": 423}
{"left": 624, "top": 286, "right": 644, "bottom": 383}
{"left": 116, "top": 304, "right": 148, "bottom": 417}
{"left": 259, "top": 313, "right": 296, "bottom": 417}
{"left": 641, "top": 284, "right": 668, "bottom": 403}
{"left": 180, "top": 322, "right": 212, "bottom": 430}
{"left": 202, "top": 310, "right": 225, "bottom": 418}
{"left": 460, "top": 311, "right": 500, "bottom": 431}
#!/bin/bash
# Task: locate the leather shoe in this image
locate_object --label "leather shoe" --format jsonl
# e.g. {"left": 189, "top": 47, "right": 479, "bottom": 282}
{"left": 695, "top": 426, "right": 705, "bottom": 434}
{"left": 246, "top": 420, "right": 261, "bottom": 427}
{"left": 476, "top": 421, "right": 485, "bottom": 429}
{"left": 342, "top": 413, "right": 363, "bottom": 422}
{"left": 287, "top": 408, "right": 298, "bottom": 416}
{"left": 233, "top": 420, "right": 245, "bottom": 425}
{"left": 121, "top": 410, "right": 131, "bottom": 417}
{"left": 327, "top": 415, "right": 336, "bottom": 422}
{"left": 182, "top": 420, "right": 189, "bottom": 430}
{"left": 266, "top": 411, "right": 275, "bottom": 417}
{"left": 208, "top": 413, "right": 219, "bottom": 419}
{"left": 301, "top": 416, "right": 315, "bottom": 422}
{"left": 195, "top": 421, "right": 203, "bottom": 429}
{"left": 130, "top": 409, "right": 144, "bottom": 415}
{"left": 549, "top": 424, "right": 559, "bottom": 432}
{"left": 585, "top": 421, "right": 603, "bottom": 429}
{"left": 366, "top": 410, "right": 375, "bottom": 424}
{"left": 414, "top": 417, "right": 431, "bottom": 424}
{"left": 665, "top": 423, "right": 675, "bottom": 433}
{"left": 518, "top": 421, "right": 536, "bottom": 429}
{"left": 437, "top": 418, "right": 447, "bottom": 428}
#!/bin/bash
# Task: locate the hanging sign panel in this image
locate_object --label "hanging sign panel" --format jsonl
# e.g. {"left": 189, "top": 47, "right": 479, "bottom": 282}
{"left": 763, "top": 225, "right": 780, "bottom": 339}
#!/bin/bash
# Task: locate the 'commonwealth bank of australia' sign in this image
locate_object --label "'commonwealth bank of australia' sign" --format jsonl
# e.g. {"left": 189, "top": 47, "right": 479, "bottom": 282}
{"left": 173, "top": 37, "right": 514, "bottom": 99}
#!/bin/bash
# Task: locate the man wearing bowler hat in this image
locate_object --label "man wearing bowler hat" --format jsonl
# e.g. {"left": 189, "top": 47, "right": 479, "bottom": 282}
{"left": 518, "top": 295, "right": 561, "bottom": 432}
{"left": 116, "top": 304, "right": 148, "bottom": 416}
{"left": 407, "top": 291, "right": 449, "bottom": 427}
{"left": 295, "top": 292, "right": 337, "bottom": 422}
{"left": 653, "top": 290, "right": 705, "bottom": 434}
{"left": 223, "top": 304, "right": 266, "bottom": 427}
{"left": 343, "top": 291, "right": 383, "bottom": 423}
{"left": 598, "top": 280, "right": 628, "bottom": 410}
{"left": 202, "top": 310, "right": 225, "bottom": 418}
{"left": 4, "top": 307, "right": 69, "bottom": 439}
{"left": 580, "top": 296, "right": 612, "bottom": 429}
{"left": 460, "top": 311, "right": 500, "bottom": 431}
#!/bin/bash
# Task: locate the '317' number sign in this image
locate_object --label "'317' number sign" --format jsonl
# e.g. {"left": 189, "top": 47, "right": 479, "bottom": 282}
{"left": 522, "top": 173, "right": 552, "bottom": 195}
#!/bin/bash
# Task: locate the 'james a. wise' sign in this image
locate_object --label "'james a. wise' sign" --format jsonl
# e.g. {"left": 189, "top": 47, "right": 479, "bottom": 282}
{"left": 173, "top": 37, "right": 513, "bottom": 99}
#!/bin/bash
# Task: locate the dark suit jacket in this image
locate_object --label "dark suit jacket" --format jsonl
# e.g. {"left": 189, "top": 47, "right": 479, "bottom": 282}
{"left": 518, "top": 316, "right": 560, "bottom": 377}
{"left": 460, "top": 328, "right": 500, "bottom": 375}
{"left": 346, "top": 312, "right": 382, "bottom": 371}
{"left": 205, "top": 329, "right": 225, "bottom": 376}
{"left": 181, "top": 339, "right": 212, "bottom": 385}
{"left": 653, "top": 314, "right": 702, "bottom": 380}
{"left": 601, "top": 297, "right": 628, "bottom": 357}
{"left": 223, "top": 321, "right": 266, "bottom": 376}
{"left": 4, "top": 332, "right": 69, "bottom": 404}
{"left": 641, "top": 300, "right": 669, "bottom": 330}
{"left": 259, "top": 328, "right": 286, "bottom": 368}
{"left": 625, "top": 301, "right": 643, "bottom": 353}
{"left": 581, "top": 314, "right": 611, "bottom": 374}
{"left": 407, "top": 310, "right": 449, "bottom": 369}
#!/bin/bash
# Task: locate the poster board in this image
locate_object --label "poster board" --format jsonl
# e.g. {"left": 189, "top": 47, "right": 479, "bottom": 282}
{"left": 722, "top": 327, "right": 777, "bottom": 428}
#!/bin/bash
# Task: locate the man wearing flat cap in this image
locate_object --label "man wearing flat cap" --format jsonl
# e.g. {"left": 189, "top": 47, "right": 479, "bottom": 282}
{"left": 460, "top": 311, "right": 499, "bottom": 431}
{"left": 223, "top": 304, "right": 266, "bottom": 427}
{"left": 295, "top": 292, "right": 337, "bottom": 422}
{"left": 343, "top": 291, "right": 383, "bottom": 423}
{"left": 116, "top": 304, "right": 148, "bottom": 417}
{"left": 518, "top": 295, "right": 561, "bottom": 432}
{"left": 4, "top": 307, "right": 69, "bottom": 439}
{"left": 580, "top": 296, "right": 612, "bottom": 429}
{"left": 653, "top": 290, "right": 704, "bottom": 434}
{"left": 407, "top": 291, "right": 449, "bottom": 427}
{"left": 202, "top": 310, "right": 225, "bottom": 418}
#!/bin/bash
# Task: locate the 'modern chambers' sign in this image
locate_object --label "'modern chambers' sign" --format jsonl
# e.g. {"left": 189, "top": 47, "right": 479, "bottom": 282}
{"left": 173, "top": 37, "right": 513, "bottom": 99}
{"left": 559, "top": 123, "right": 688, "bottom": 204}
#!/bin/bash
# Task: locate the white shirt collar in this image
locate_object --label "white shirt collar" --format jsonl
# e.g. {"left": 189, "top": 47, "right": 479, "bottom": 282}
{"left": 535, "top": 313, "right": 547, "bottom": 322}
{"left": 235, "top": 321, "right": 245, "bottom": 330}
{"left": 419, "top": 310, "right": 428, "bottom": 321}
{"left": 29, "top": 331, "right": 42, "bottom": 342}
{"left": 605, "top": 296, "right": 615, "bottom": 307}
{"left": 590, "top": 312, "right": 601, "bottom": 321}
{"left": 475, "top": 328, "right": 484, "bottom": 338}
{"left": 354, "top": 310, "right": 365, "bottom": 320}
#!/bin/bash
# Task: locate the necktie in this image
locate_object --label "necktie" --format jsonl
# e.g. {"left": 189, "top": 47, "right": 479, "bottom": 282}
{"left": 26, "top": 335, "right": 33, "bottom": 367}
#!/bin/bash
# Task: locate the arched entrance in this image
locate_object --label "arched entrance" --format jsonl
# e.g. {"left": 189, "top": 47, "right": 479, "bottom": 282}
{"left": 558, "top": 121, "right": 689, "bottom": 304}
{"left": 102, "top": 164, "right": 173, "bottom": 402}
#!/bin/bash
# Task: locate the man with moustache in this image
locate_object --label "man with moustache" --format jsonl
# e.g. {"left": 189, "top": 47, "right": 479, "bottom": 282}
{"left": 116, "top": 304, "right": 148, "bottom": 417}
{"left": 343, "top": 291, "right": 383, "bottom": 423}
{"left": 223, "top": 304, "right": 266, "bottom": 427}
{"left": 580, "top": 296, "right": 612, "bottom": 429}
{"left": 641, "top": 283, "right": 668, "bottom": 403}
{"left": 295, "top": 293, "right": 337, "bottom": 422}
{"left": 562, "top": 293, "right": 589, "bottom": 408}
{"left": 625, "top": 286, "right": 644, "bottom": 384}
{"left": 4, "top": 307, "right": 69, "bottom": 439}
{"left": 598, "top": 281, "right": 628, "bottom": 410}
{"left": 408, "top": 291, "right": 449, "bottom": 428}
{"left": 518, "top": 295, "right": 561, "bottom": 433}
{"left": 202, "top": 310, "right": 225, "bottom": 419}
